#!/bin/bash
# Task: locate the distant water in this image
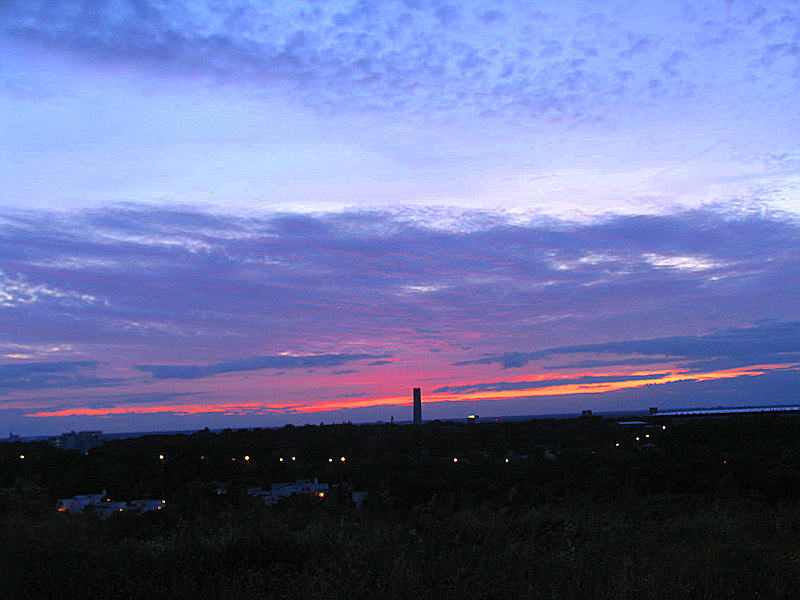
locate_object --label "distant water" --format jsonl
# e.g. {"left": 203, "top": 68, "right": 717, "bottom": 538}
{"left": 401, "top": 409, "right": 651, "bottom": 425}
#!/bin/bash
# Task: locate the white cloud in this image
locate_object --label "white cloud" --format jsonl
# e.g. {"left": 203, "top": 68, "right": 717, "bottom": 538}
{"left": 642, "top": 253, "right": 727, "bottom": 272}
{"left": 0, "top": 271, "right": 100, "bottom": 307}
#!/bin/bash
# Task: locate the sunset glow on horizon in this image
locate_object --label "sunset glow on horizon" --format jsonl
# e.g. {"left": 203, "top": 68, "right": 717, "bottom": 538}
{"left": 21, "top": 362, "right": 797, "bottom": 421}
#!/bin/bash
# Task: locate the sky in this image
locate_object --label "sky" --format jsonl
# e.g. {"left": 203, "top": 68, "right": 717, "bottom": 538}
{"left": 1, "top": 0, "right": 799, "bottom": 436}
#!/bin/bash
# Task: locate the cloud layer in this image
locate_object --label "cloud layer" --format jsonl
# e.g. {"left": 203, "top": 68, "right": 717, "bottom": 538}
{"left": 3, "top": 204, "right": 799, "bottom": 345}
{"left": 2, "top": 204, "right": 799, "bottom": 358}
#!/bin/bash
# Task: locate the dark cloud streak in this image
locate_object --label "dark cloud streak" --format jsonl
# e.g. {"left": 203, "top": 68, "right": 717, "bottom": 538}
{"left": 459, "top": 320, "right": 800, "bottom": 369}
{"left": 137, "top": 353, "right": 388, "bottom": 380}
{"left": 0, "top": 361, "right": 122, "bottom": 393}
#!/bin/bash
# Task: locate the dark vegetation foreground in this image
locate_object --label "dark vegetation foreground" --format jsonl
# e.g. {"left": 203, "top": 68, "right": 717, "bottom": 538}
{"left": 3, "top": 415, "right": 800, "bottom": 599}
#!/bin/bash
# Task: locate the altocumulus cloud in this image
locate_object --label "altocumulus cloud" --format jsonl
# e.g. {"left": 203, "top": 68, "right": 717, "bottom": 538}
{"left": 2, "top": 0, "right": 797, "bottom": 119}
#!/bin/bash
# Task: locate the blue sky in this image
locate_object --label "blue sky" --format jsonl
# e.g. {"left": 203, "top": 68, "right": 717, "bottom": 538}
{"left": 1, "top": 0, "right": 798, "bottom": 435}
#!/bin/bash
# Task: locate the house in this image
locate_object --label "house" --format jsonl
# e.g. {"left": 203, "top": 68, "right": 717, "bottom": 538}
{"left": 94, "top": 501, "right": 128, "bottom": 519}
{"left": 128, "top": 499, "right": 167, "bottom": 514}
{"left": 57, "top": 490, "right": 165, "bottom": 518}
{"left": 57, "top": 490, "right": 107, "bottom": 512}
{"left": 248, "top": 478, "right": 330, "bottom": 505}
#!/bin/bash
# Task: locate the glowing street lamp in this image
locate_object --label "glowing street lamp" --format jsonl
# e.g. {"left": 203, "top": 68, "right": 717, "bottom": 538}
{"left": 340, "top": 456, "right": 346, "bottom": 462}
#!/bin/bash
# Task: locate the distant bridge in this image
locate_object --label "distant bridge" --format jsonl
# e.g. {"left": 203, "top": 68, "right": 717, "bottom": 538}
{"left": 650, "top": 405, "right": 800, "bottom": 419}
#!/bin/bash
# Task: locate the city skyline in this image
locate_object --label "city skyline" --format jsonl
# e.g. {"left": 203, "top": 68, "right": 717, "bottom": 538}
{"left": 1, "top": 0, "right": 799, "bottom": 435}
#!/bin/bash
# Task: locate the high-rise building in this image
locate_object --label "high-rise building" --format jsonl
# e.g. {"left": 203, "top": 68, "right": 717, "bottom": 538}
{"left": 413, "top": 388, "right": 422, "bottom": 424}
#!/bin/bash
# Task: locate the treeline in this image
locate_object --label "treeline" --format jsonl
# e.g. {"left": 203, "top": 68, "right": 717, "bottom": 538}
{"left": 3, "top": 417, "right": 613, "bottom": 503}
{"left": 2, "top": 415, "right": 800, "bottom": 598}
{"left": 3, "top": 415, "right": 800, "bottom": 507}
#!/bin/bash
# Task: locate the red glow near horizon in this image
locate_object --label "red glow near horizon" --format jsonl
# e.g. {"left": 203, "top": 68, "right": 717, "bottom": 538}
{"left": 22, "top": 363, "right": 796, "bottom": 419}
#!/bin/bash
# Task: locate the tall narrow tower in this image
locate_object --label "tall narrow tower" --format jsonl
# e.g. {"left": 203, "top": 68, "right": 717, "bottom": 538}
{"left": 413, "top": 388, "right": 422, "bottom": 424}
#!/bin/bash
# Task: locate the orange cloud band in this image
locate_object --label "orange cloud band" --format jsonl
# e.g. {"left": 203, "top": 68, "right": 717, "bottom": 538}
{"left": 24, "top": 364, "right": 796, "bottom": 418}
